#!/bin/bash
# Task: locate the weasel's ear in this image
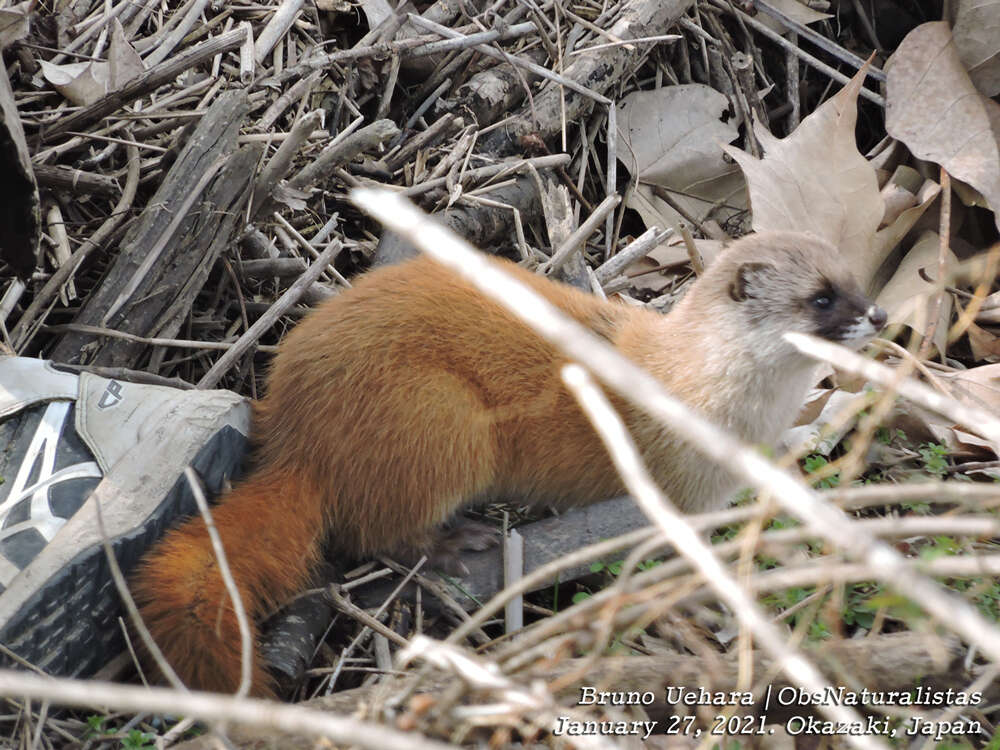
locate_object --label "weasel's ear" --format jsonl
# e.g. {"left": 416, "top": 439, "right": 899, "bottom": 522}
{"left": 729, "top": 262, "right": 770, "bottom": 302}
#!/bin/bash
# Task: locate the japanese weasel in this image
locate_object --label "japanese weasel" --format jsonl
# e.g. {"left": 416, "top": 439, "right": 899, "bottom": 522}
{"left": 131, "top": 230, "right": 885, "bottom": 695}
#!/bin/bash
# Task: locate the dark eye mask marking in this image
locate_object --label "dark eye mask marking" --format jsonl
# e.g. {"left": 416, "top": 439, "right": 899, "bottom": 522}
{"left": 809, "top": 284, "right": 872, "bottom": 341}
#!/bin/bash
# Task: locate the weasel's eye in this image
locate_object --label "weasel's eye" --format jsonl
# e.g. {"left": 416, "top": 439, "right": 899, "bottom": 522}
{"left": 811, "top": 292, "right": 834, "bottom": 310}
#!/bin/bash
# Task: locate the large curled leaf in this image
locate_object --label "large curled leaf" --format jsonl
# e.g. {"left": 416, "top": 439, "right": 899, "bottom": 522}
{"left": 952, "top": 0, "right": 1000, "bottom": 97}
{"left": 40, "top": 60, "right": 109, "bottom": 106}
{"left": 886, "top": 21, "right": 1000, "bottom": 233}
{"left": 39, "top": 20, "right": 143, "bottom": 106}
{"left": 616, "top": 84, "right": 744, "bottom": 232}
{"left": 723, "top": 65, "right": 886, "bottom": 290}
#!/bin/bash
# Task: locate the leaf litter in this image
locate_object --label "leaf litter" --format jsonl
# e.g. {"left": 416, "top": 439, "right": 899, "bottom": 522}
{"left": 1, "top": 0, "right": 1000, "bottom": 747}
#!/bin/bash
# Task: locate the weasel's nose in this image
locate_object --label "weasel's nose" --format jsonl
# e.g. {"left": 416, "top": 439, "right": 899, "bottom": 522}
{"left": 867, "top": 305, "right": 887, "bottom": 330}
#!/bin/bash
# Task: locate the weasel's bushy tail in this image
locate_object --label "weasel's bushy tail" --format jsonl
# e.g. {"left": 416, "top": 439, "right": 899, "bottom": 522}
{"left": 130, "top": 471, "right": 323, "bottom": 696}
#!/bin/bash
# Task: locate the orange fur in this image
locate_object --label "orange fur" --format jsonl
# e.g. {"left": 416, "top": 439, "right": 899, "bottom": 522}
{"left": 131, "top": 233, "right": 881, "bottom": 695}
{"left": 130, "top": 473, "right": 322, "bottom": 695}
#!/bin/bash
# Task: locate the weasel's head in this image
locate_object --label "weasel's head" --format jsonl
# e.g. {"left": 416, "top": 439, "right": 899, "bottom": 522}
{"left": 708, "top": 231, "right": 886, "bottom": 357}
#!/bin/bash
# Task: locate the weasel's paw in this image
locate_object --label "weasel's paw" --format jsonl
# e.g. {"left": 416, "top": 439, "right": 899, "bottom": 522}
{"left": 440, "top": 519, "right": 499, "bottom": 552}
{"left": 390, "top": 519, "right": 500, "bottom": 577}
{"left": 426, "top": 520, "right": 500, "bottom": 576}
{"left": 427, "top": 549, "right": 472, "bottom": 577}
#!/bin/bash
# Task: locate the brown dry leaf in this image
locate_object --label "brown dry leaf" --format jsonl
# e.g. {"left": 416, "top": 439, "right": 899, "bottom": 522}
{"left": 940, "top": 363, "right": 1000, "bottom": 411}
{"left": 616, "top": 85, "right": 744, "bottom": 231}
{"left": 869, "top": 167, "right": 941, "bottom": 291}
{"left": 953, "top": 178, "right": 992, "bottom": 210}
{"left": 538, "top": 177, "right": 573, "bottom": 249}
{"left": 107, "top": 19, "right": 144, "bottom": 90}
{"left": 880, "top": 167, "right": 923, "bottom": 228}
{"left": 951, "top": 429, "right": 998, "bottom": 464}
{"left": 756, "top": 0, "right": 830, "bottom": 34}
{"left": 873, "top": 166, "right": 941, "bottom": 273}
{"left": 624, "top": 237, "right": 723, "bottom": 292}
{"left": 868, "top": 137, "right": 903, "bottom": 177}
{"left": 876, "top": 231, "right": 956, "bottom": 357}
{"left": 358, "top": 0, "right": 393, "bottom": 30}
{"left": 865, "top": 142, "right": 948, "bottom": 248}
{"left": 0, "top": 1, "right": 30, "bottom": 48}
{"left": 975, "top": 290, "right": 1000, "bottom": 325}
{"left": 626, "top": 264, "right": 673, "bottom": 293}
{"left": 885, "top": 21, "right": 1000, "bottom": 233}
{"left": 784, "top": 389, "right": 864, "bottom": 456}
{"left": 39, "top": 20, "right": 143, "bottom": 105}
{"left": 935, "top": 364, "right": 1000, "bottom": 455}
{"left": 952, "top": 0, "right": 1000, "bottom": 97}
{"left": 882, "top": 400, "right": 943, "bottom": 449}
{"left": 646, "top": 236, "right": 724, "bottom": 268}
{"left": 882, "top": 387, "right": 996, "bottom": 459}
{"left": 793, "top": 387, "right": 835, "bottom": 429}
{"left": 966, "top": 320, "right": 1000, "bottom": 362}
{"left": 40, "top": 60, "right": 108, "bottom": 106}
{"left": 271, "top": 182, "right": 311, "bottom": 212}
{"left": 723, "top": 65, "right": 886, "bottom": 290}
